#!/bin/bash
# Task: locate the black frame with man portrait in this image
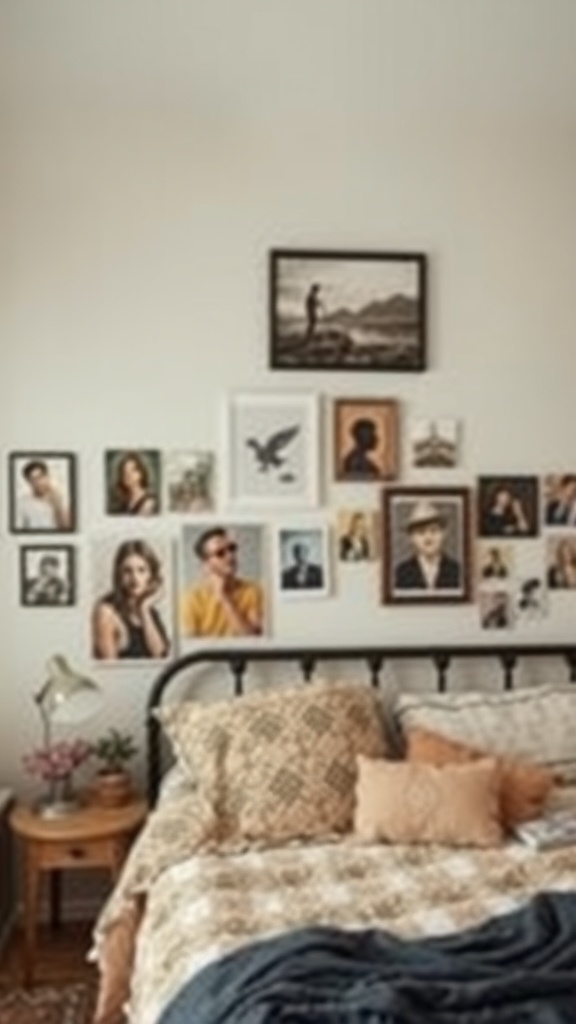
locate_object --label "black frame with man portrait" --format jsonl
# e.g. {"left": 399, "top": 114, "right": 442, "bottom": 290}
{"left": 269, "top": 249, "right": 427, "bottom": 372}
{"left": 8, "top": 451, "right": 77, "bottom": 534}
{"left": 19, "top": 545, "right": 76, "bottom": 607}
{"left": 382, "top": 486, "right": 472, "bottom": 605}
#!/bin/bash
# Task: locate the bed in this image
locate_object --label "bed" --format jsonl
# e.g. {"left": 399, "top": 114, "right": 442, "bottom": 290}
{"left": 91, "top": 643, "right": 576, "bottom": 1024}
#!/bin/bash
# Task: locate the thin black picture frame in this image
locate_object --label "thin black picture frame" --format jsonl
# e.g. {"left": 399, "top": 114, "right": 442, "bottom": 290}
{"left": 19, "top": 544, "right": 77, "bottom": 607}
{"left": 8, "top": 451, "right": 78, "bottom": 534}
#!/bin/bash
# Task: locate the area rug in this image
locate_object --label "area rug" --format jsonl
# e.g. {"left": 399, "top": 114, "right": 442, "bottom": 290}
{"left": 0, "top": 982, "right": 96, "bottom": 1024}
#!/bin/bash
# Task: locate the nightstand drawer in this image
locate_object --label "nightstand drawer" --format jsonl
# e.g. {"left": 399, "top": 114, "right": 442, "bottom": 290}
{"left": 37, "top": 837, "right": 112, "bottom": 869}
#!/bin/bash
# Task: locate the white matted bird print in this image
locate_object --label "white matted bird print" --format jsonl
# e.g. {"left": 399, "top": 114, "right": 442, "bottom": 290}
{"left": 225, "top": 392, "right": 320, "bottom": 509}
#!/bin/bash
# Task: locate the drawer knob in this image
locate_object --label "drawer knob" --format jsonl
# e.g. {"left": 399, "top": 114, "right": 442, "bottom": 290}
{"left": 68, "top": 846, "right": 86, "bottom": 859}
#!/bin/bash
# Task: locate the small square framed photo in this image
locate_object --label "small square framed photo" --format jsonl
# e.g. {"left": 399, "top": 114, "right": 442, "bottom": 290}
{"left": 105, "top": 450, "right": 161, "bottom": 515}
{"left": 382, "top": 487, "right": 471, "bottom": 604}
{"left": 336, "top": 509, "right": 377, "bottom": 562}
{"left": 9, "top": 452, "right": 77, "bottom": 533}
{"left": 478, "top": 588, "right": 513, "bottom": 630}
{"left": 275, "top": 524, "right": 331, "bottom": 598}
{"left": 334, "top": 398, "right": 398, "bottom": 482}
{"left": 269, "top": 249, "right": 427, "bottom": 372}
{"left": 20, "top": 545, "right": 76, "bottom": 607}
{"left": 165, "top": 450, "right": 215, "bottom": 513}
{"left": 224, "top": 392, "right": 319, "bottom": 509}
{"left": 478, "top": 476, "right": 539, "bottom": 538}
{"left": 410, "top": 417, "right": 459, "bottom": 468}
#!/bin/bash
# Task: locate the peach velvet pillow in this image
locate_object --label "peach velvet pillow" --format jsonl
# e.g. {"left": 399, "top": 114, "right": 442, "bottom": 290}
{"left": 354, "top": 755, "right": 503, "bottom": 848}
{"left": 405, "top": 727, "right": 555, "bottom": 829}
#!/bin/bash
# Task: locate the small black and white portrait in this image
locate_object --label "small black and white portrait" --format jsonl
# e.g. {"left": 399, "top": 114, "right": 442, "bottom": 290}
{"left": 277, "top": 526, "right": 330, "bottom": 597}
{"left": 20, "top": 546, "right": 76, "bottom": 607}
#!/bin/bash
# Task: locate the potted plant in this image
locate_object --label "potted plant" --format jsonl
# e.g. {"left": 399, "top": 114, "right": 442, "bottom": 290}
{"left": 91, "top": 728, "right": 137, "bottom": 807}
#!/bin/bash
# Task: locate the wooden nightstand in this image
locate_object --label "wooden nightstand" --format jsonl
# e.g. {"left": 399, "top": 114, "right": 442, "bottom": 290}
{"left": 10, "top": 797, "right": 147, "bottom": 985}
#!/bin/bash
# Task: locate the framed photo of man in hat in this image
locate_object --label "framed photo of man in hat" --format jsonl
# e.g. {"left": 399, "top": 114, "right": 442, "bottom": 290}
{"left": 382, "top": 486, "right": 471, "bottom": 604}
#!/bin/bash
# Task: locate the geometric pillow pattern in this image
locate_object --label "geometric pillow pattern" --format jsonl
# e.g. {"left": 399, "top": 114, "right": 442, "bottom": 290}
{"left": 158, "top": 681, "right": 388, "bottom": 843}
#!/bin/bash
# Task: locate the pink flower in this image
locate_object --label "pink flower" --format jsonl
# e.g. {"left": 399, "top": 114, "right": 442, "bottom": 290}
{"left": 23, "top": 739, "right": 92, "bottom": 782}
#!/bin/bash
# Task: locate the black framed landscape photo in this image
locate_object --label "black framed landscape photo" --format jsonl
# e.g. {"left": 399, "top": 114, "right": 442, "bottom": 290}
{"left": 269, "top": 249, "right": 427, "bottom": 371}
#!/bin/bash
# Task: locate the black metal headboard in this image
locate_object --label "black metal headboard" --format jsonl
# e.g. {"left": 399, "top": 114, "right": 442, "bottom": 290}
{"left": 146, "top": 643, "right": 576, "bottom": 805}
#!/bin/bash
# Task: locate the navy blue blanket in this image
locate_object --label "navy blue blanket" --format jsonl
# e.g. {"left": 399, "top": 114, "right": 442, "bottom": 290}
{"left": 159, "top": 891, "right": 576, "bottom": 1023}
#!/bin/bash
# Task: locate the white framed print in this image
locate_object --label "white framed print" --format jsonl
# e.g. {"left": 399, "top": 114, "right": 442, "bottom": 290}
{"left": 274, "top": 523, "right": 331, "bottom": 598}
{"left": 224, "top": 392, "right": 320, "bottom": 509}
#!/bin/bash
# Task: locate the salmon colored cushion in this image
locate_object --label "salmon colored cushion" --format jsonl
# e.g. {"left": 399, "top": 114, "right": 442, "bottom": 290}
{"left": 405, "top": 727, "right": 555, "bottom": 829}
{"left": 354, "top": 755, "right": 503, "bottom": 848}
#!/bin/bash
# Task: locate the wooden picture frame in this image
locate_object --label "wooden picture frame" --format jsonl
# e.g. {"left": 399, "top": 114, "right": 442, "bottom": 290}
{"left": 270, "top": 249, "right": 427, "bottom": 372}
{"left": 9, "top": 451, "right": 77, "bottom": 534}
{"left": 334, "top": 398, "right": 398, "bottom": 482}
{"left": 382, "top": 486, "right": 472, "bottom": 604}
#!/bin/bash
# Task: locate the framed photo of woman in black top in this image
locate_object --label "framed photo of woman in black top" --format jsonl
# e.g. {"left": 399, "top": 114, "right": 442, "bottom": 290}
{"left": 105, "top": 449, "right": 161, "bottom": 516}
{"left": 477, "top": 476, "right": 539, "bottom": 539}
{"left": 90, "top": 533, "right": 173, "bottom": 663}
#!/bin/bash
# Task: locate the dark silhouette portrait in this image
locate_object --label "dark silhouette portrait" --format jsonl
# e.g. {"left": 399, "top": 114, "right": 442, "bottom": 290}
{"left": 342, "top": 418, "right": 381, "bottom": 479}
{"left": 304, "top": 283, "right": 323, "bottom": 343}
{"left": 394, "top": 501, "right": 461, "bottom": 591}
{"left": 281, "top": 541, "right": 324, "bottom": 590}
{"left": 92, "top": 540, "right": 169, "bottom": 660}
{"left": 108, "top": 451, "right": 158, "bottom": 516}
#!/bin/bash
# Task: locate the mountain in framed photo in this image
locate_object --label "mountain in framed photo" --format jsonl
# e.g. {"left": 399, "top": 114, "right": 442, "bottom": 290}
{"left": 269, "top": 249, "right": 427, "bottom": 372}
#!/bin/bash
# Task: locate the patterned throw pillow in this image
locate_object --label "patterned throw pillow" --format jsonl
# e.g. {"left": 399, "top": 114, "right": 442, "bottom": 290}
{"left": 405, "top": 727, "right": 556, "bottom": 829}
{"left": 354, "top": 755, "right": 503, "bottom": 848}
{"left": 158, "top": 681, "right": 387, "bottom": 843}
{"left": 394, "top": 686, "right": 576, "bottom": 783}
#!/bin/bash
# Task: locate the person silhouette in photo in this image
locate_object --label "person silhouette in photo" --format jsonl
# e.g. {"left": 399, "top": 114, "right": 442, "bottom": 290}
{"left": 92, "top": 540, "right": 170, "bottom": 660}
{"left": 180, "top": 527, "right": 264, "bottom": 637}
{"left": 394, "top": 501, "right": 461, "bottom": 590}
{"left": 339, "top": 512, "right": 372, "bottom": 562}
{"left": 481, "top": 591, "right": 510, "bottom": 629}
{"left": 518, "top": 578, "right": 544, "bottom": 618}
{"left": 25, "top": 554, "right": 69, "bottom": 606}
{"left": 342, "top": 417, "right": 381, "bottom": 479}
{"left": 304, "top": 283, "right": 323, "bottom": 343}
{"left": 481, "top": 546, "right": 509, "bottom": 580}
{"left": 17, "top": 459, "right": 71, "bottom": 531}
{"left": 281, "top": 541, "right": 324, "bottom": 590}
{"left": 545, "top": 475, "right": 576, "bottom": 526}
{"left": 480, "top": 482, "right": 530, "bottom": 536}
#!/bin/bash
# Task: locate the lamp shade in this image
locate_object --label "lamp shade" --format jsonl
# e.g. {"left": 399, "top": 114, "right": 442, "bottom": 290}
{"left": 36, "top": 655, "right": 101, "bottom": 726}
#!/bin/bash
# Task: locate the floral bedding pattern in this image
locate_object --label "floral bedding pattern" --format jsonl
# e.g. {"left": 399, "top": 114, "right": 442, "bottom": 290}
{"left": 92, "top": 787, "right": 576, "bottom": 1024}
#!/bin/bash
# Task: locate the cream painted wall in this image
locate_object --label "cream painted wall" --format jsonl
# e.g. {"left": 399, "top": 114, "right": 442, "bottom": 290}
{"left": 2, "top": 0, "right": 576, "bottom": 799}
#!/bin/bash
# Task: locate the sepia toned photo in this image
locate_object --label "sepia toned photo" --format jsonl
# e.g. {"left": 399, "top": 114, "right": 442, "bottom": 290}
{"left": 165, "top": 450, "right": 215, "bottom": 513}
{"left": 20, "top": 546, "right": 76, "bottom": 607}
{"left": 336, "top": 510, "right": 377, "bottom": 562}
{"left": 9, "top": 451, "right": 77, "bottom": 534}
{"left": 478, "top": 476, "right": 539, "bottom": 539}
{"left": 275, "top": 525, "right": 330, "bottom": 598}
{"left": 479, "top": 589, "right": 513, "bottom": 630}
{"left": 382, "top": 487, "right": 471, "bottom": 604}
{"left": 515, "top": 576, "right": 547, "bottom": 623}
{"left": 105, "top": 449, "right": 161, "bottom": 516}
{"left": 334, "top": 398, "right": 398, "bottom": 483}
{"left": 410, "top": 418, "right": 459, "bottom": 468}
{"left": 477, "top": 542, "right": 514, "bottom": 582}
{"left": 90, "top": 534, "right": 173, "bottom": 662}
{"left": 270, "top": 249, "right": 427, "bottom": 371}
{"left": 543, "top": 474, "right": 576, "bottom": 528}
{"left": 547, "top": 536, "right": 576, "bottom": 589}
{"left": 179, "top": 522, "right": 267, "bottom": 639}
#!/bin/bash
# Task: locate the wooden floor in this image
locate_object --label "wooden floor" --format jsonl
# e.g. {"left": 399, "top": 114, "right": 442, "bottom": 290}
{"left": 0, "top": 920, "right": 97, "bottom": 991}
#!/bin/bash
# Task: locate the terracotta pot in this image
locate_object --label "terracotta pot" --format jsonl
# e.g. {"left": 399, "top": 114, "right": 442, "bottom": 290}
{"left": 92, "top": 770, "right": 133, "bottom": 808}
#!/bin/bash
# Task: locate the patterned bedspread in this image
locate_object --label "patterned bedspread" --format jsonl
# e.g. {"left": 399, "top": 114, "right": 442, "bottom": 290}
{"left": 92, "top": 787, "right": 576, "bottom": 1024}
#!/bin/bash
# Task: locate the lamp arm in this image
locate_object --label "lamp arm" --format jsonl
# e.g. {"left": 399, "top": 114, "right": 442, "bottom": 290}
{"left": 36, "top": 694, "right": 52, "bottom": 750}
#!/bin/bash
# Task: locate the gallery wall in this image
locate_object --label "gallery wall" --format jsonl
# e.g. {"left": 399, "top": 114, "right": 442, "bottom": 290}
{"left": 2, "top": 0, "right": 576, "bottom": 801}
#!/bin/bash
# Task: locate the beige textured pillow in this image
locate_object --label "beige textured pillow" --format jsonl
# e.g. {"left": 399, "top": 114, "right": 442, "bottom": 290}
{"left": 394, "top": 686, "right": 576, "bottom": 782}
{"left": 354, "top": 755, "right": 503, "bottom": 847}
{"left": 158, "top": 681, "right": 387, "bottom": 843}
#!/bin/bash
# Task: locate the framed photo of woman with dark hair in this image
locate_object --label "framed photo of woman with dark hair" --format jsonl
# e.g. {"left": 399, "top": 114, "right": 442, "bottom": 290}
{"left": 105, "top": 449, "right": 161, "bottom": 516}
{"left": 90, "top": 534, "right": 173, "bottom": 662}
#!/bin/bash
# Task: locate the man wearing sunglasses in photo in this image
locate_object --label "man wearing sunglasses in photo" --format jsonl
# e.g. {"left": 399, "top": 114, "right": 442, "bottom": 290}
{"left": 180, "top": 526, "right": 264, "bottom": 637}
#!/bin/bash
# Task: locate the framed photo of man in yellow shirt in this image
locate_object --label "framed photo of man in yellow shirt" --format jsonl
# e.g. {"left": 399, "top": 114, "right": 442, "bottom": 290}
{"left": 179, "top": 522, "right": 267, "bottom": 640}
